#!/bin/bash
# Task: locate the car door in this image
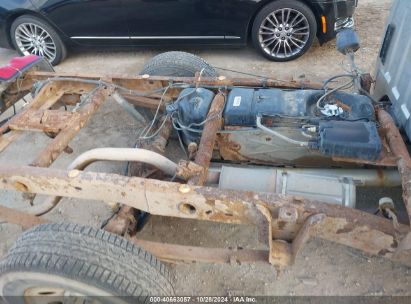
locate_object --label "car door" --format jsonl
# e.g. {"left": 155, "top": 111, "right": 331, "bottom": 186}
{"left": 122, "top": 0, "right": 235, "bottom": 45}
{"left": 31, "top": 0, "right": 130, "bottom": 45}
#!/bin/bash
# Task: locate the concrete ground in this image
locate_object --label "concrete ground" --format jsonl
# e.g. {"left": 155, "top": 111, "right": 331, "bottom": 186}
{"left": 1, "top": 0, "right": 411, "bottom": 296}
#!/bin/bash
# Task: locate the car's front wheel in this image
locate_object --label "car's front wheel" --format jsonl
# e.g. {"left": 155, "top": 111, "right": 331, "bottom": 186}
{"left": 252, "top": 0, "right": 317, "bottom": 61}
{"left": 10, "top": 15, "right": 67, "bottom": 66}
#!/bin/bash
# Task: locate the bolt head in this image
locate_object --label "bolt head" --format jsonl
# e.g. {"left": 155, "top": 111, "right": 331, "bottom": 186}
{"left": 179, "top": 184, "right": 191, "bottom": 194}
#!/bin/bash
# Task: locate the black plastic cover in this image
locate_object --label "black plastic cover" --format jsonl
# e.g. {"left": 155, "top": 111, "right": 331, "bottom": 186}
{"left": 173, "top": 87, "right": 215, "bottom": 144}
{"left": 176, "top": 88, "right": 215, "bottom": 126}
{"left": 319, "top": 121, "right": 381, "bottom": 161}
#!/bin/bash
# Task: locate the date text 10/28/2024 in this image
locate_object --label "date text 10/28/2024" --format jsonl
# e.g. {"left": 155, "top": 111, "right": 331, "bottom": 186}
{"left": 149, "top": 297, "right": 257, "bottom": 303}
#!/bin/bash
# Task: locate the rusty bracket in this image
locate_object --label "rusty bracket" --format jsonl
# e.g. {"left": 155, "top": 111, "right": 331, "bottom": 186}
{"left": 9, "top": 109, "right": 77, "bottom": 134}
{"left": 104, "top": 205, "right": 138, "bottom": 236}
{"left": 30, "top": 86, "right": 112, "bottom": 168}
{"left": 176, "top": 160, "right": 205, "bottom": 181}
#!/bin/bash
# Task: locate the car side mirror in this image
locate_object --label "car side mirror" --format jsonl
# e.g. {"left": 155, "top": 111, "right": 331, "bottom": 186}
{"left": 336, "top": 29, "right": 360, "bottom": 55}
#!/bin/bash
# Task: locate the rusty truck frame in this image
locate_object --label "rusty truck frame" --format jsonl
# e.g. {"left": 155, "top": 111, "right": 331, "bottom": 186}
{"left": 0, "top": 63, "right": 410, "bottom": 271}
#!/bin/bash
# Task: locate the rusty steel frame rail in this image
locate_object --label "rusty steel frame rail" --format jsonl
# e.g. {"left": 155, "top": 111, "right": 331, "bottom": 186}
{"left": 0, "top": 71, "right": 411, "bottom": 268}
{"left": 0, "top": 164, "right": 409, "bottom": 267}
{"left": 0, "top": 70, "right": 324, "bottom": 117}
{"left": 24, "top": 71, "right": 325, "bottom": 90}
{"left": 378, "top": 109, "right": 411, "bottom": 223}
{"left": 188, "top": 92, "right": 226, "bottom": 186}
{"left": 31, "top": 86, "right": 112, "bottom": 167}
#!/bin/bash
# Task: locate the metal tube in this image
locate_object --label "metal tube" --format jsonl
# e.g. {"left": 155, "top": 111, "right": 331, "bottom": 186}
{"left": 68, "top": 148, "right": 178, "bottom": 176}
{"left": 256, "top": 115, "right": 309, "bottom": 147}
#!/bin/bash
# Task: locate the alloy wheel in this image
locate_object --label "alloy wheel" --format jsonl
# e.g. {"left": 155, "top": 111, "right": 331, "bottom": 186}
{"left": 258, "top": 8, "right": 310, "bottom": 59}
{"left": 14, "top": 23, "right": 57, "bottom": 62}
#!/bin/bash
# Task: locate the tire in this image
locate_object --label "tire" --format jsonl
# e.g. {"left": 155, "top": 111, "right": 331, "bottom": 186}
{"left": 137, "top": 51, "right": 217, "bottom": 121}
{"left": 251, "top": 0, "right": 317, "bottom": 62}
{"left": 140, "top": 51, "right": 218, "bottom": 77}
{"left": 0, "top": 223, "right": 174, "bottom": 302}
{"left": 10, "top": 15, "right": 67, "bottom": 66}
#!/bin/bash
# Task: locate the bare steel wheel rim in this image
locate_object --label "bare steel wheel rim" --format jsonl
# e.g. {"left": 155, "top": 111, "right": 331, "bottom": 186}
{"left": 23, "top": 286, "right": 108, "bottom": 304}
{"left": 258, "top": 8, "right": 310, "bottom": 59}
{"left": 14, "top": 22, "right": 57, "bottom": 62}
{"left": 24, "top": 287, "right": 78, "bottom": 304}
{"left": 0, "top": 273, "right": 119, "bottom": 304}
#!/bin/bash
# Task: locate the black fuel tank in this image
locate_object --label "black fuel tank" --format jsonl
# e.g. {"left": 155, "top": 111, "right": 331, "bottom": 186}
{"left": 223, "top": 88, "right": 375, "bottom": 126}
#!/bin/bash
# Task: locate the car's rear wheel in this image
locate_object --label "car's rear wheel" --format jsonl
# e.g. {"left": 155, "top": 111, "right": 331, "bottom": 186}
{"left": 0, "top": 223, "right": 174, "bottom": 302}
{"left": 252, "top": 0, "right": 317, "bottom": 61}
{"left": 10, "top": 15, "right": 67, "bottom": 66}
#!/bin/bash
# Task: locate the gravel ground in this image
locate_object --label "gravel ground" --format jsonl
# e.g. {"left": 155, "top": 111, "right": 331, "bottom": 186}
{"left": 1, "top": 0, "right": 411, "bottom": 296}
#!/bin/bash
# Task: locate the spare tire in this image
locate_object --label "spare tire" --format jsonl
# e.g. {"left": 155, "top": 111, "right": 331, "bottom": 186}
{"left": 137, "top": 51, "right": 218, "bottom": 122}
{"left": 140, "top": 51, "right": 218, "bottom": 77}
{"left": 0, "top": 223, "right": 174, "bottom": 301}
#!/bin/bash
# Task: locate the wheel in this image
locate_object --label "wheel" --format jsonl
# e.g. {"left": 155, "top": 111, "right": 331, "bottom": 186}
{"left": 0, "top": 223, "right": 174, "bottom": 302}
{"left": 10, "top": 15, "right": 67, "bottom": 66}
{"left": 137, "top": 51, "right": 218, "bottom": 121}
{"left": 251, "top": 0, "right": 317, "bottom": 61}
{"left": 140, "top": 51, "right": 218, "bottom": 77}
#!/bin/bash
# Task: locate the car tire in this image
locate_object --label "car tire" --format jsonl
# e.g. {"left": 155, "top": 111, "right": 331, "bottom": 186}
{"left": 10, "top": 15, "right": 67, "bottom": 66}
{"left": 137, "top": 51, "right": 218, "bottom": 122}
{"left": 251, "top": 0, "right": 317, "bottom": 61}
{"left": 0, "top": 223, "right": 174, "bottom": 301}
{"left": 140, "top": 51, "right": 218, "bottom": 77}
